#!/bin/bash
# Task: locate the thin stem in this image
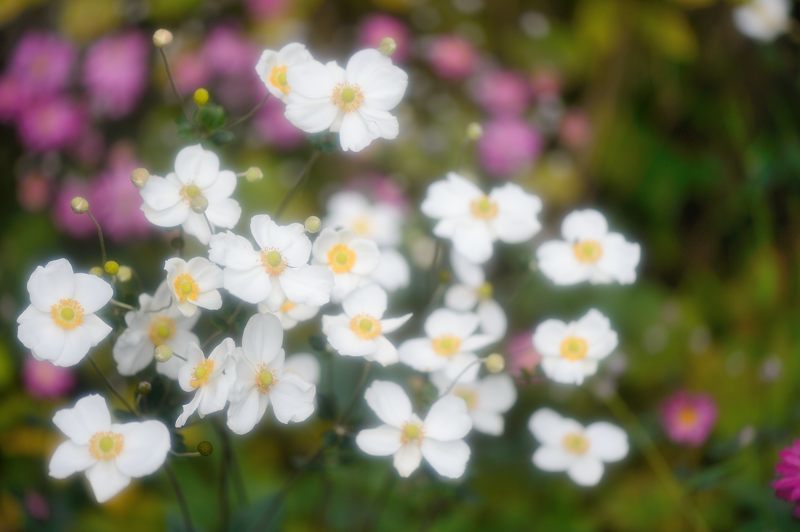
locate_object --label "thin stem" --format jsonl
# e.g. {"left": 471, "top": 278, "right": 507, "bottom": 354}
{"left": 336, "top": 361, "right": 373, "bottom": 427}
{"left": 88, "top": 356, "right": 137, "bottom": 416}
{"left": 165, "top": 463, "right": 195, "bottom": 532}
{"left": 437, "top": 358, "right": 484, "bottom": 398}
{"left": 274, "top": 151, "right": 321, "bottom": 220}
{"left": 158, "top": 48, "right": 191, "bottom": 123}
{"left": 86, "top": 209, "right": 107, "bottom": 264}
{"left": 169, "top": 450, "right": 202, "bottom": 458}
{"left": 110, "top": 299, "right": 136, "bottom": 311}
{"left": 227, "top": 93, "right": 270, "bottom": 129}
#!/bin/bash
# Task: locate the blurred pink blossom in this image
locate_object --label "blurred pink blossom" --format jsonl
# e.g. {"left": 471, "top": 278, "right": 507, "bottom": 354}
{"left": 69, "top": 127, "right": 106, "bottom": 167}
{"left": 52, "top": 178, "right": 95, "bottom": 238}
{"left": 246, "top": 0, "right": 287, "bottom": 18}
{"left": 478, "top": 117, "right": 542, "bottom": 177}
{"left": 18, "top": 97, "right": 85, "bottom": 153}
{"left": 559, "top": 110, "right": 592, "bottom": 150}
{"left": 358, "top": 14, "right": 411, "bottom": 63}
{"left": 253, "top": 97, "right": 305, "bottom": 150}
{"left": 350, "top": 173, "right": 409, "bottom": 210}
{"left": 775, "top": 440, "right": 800, "bottom": 517}
{"left": 22, "top": 358, "right": 75, "bottom": 399}
{"left": 83, "top": 31, "right": 149, "bottom": 119}
{"left": 202, "top": 26, "right": 263, "bottom": 110}
{"left": 427, "top": 35, "right": 477, "bottom": 80}
{"left": 8, "top": 32, "right": 75, "bottom": 97}
{"left": 507, "top": 332, "right": 541, "bottom": 378}
{"left": 0, "top": 76, "right": 28, "bottom": 122}
{"left": 172, "top": 52, "right": 210, "bottom": 94}
{"left": 660, "top": 391, "right": 717, "bottom": 447}
{"left": 17, "top": 172, "right": 51, "bottom": 212}
{"left": 473, "top": 70, "right": 530, "bottom": 116}
{"left": 530, "top": 69, "right": 561, "bottom": 102}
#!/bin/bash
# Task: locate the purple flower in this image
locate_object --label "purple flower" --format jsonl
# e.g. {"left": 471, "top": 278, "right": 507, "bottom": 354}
{"left": 202, "top": 26, "right": 259, "bottom": 77}
{"left": 775, "top": 440, "right": 800, "bottom": 517}
{"left": 8, "top": 32, "right": 76, "bottom": 97}
{"left": 477, "top": 117, "right": 542, "bottom": 177}
{"left": 22, "top": 358, "right": 75, "bottom": 399}
{"left": 427, "top": 35, "right": 477, "bottom": 80}
{"left": 358, "top": 14, "right": 411, "bottom": 63}
{"left": 0, "top": 76, "right": 28, "bottom": 122}
{"left": 51, "top": 178, "right": 95, "bottom": 238}
{"left": 253, "top": 97, "right": 305, "bottom": 150}
{"left": 17, "top": 96, "right": 85, "bottom": 153}
{"left": 660, "top": 391, "right": 717, "bottom": 447}
{"left": 472, "top": 70, "right": 530, "bottom": 116}
{"left": 83, "top": 31, "right": 149, "bottom": 119}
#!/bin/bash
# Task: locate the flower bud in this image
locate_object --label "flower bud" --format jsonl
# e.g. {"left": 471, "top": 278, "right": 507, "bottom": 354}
{"left": 190, "top": 195, "right": 208, "bottom": 213}
{"left": 131, "top": 168, "right": 150, "bottom": 188}
{"left": 244, "top": 166, "right": 263, "bottom": 182}
{"left": 103, "top": 260, "right": 120, "bottom": 275}
{"left": 197, "top": 441, "right": 213, "bottom": 456}
{"left": 152, "top": 29, "right": 173, "bottom": 48}
{"left": 154, "top": 345, "right": 173, "bottom": 363}
{"left": 70, "top": 196, "right": 89, "bottom": 214}
{"left": 116, "top": 265, "right": 132, "bottom": 283}
{"left": 484, "top": 353, "right": 505, "bottom": 373}
{"left": 304, "top": 215, "right": 322, "bottom": 234}
{"left": 378, "top": 37, "right": 397, "bottom": 56}
{"left": 193, "top": 88, "right": 209, "bottom": 106}
{"left": 137, "top": 381, "right": 152, "bottom": 395}
{"left": 89, "top": 266, "right": 104, "bottom": 277}
{"left": 466, "top": 122, "right": 483, "bottom": 140}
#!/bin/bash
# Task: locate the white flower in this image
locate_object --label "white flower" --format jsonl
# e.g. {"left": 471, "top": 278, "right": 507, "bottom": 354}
{"left": 164, "top": 257, "right": 223, "bottom": 317}
{"left": 255, "top": 43, "right": 313, "bottom": 102}
{"left": 529, "top": 408, "right": 628, "bottom": 486}
{"left": 285, "top": 49, "right": 408, "bottom": 152}
{"left": 49, "top": 394, "right": 170, "bottom": 503}
{"left": 226, "top": 314, "right": 315, "bottom": 435}
{"left": 312, "top": 227, "right": 381, "bottom": 302}
{"left": 113, "top": 282, "right": 200, "bottom": 379}
{"left": 421, "top": 172, "right": 542, "bottom": 264}
{"left": 209, "top": 215, "right": 333, "bottom": 308}
{"left": 371, "top": 248, "right": 410, "bottom": 292}
{"left": 733, "top": 0, "right": 789, "bottom": 42}
{"left": 17, "top": 258, "right": 113, "bottom": 367}
{"left": 139, "top": 144, "right": 242, "bottom": 245}
{"left": 284, "top": 353, "right": 320, "bottom": 386}
{"left": 355, "top": 381, "right": 472, "bottom": 478}
{"left": 444, "top": 252, "right": 506, "bottom": 340}
{"left": 175, "top": 338, "right": 237, "bottom": 427}
{"left": 325, "top": 191, "right": 402, "bottom": 247}
{"left": 532, "top": 309, "right": 618, "bottom": 385}
{"left": 398, "top": 308, "right": 494, "bottom": 382}
{"left": 322, "top": 284, "right": 411, "bottom": 365}
{"left": 432, "top": 373, "right": 517, "bottom": 436}
{"left": 259, "top": 297, "right": 320, "bottom": 330}
{"left": 537, "top": 209, "right": 640, "bottom": 286}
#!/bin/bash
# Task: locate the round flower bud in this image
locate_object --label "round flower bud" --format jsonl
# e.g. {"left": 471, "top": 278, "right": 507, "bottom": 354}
{"left": 190, "top": 195, "right": 208, "bottom": 213}
{"left": 131, "top": 167, "right": 150, "bottom": 188}
{"left": 89, "top": 266, "right": 104, "bottom": 277}
{"left": 116, "top": 265, "right": 133, "bottom": 283}
{"left": 484, "top": 353, "right": 505, "bottom": 373}
{"left": 304, "top": 216, "right": 322, "bottom": 234}
{"left": 103, "top": 260, "right": 120, "bottom": 275}
{"left": 154, "top": 345, "right": 173, "bottom": 363}
{"left": 378, "top": 37, "right": 397, "bottom": 56}
{"left": 244, "top": 166, "right": 263, "bottom": 182}
{"left": 193, "top": 88, "right": 209, "bottom": 106}
{"left": 466, "top": 122, "right": 483, "bottom": 140}
{"left": 152, "top": 29, "right": 173, "bottom": 48}
{"left": 137, "top": 381, "right": 152, "bottom": 395}
{"left": 70, "top": 196, "right": 89, "bottom": 214}
{"left": 197, "top": 441, "right": 213, "bottom": 456}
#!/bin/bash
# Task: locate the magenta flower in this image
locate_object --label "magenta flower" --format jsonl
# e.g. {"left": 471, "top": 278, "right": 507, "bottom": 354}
{"left": 17, "top": 172, "right": 52, "bottom": 213}
{"left": 472, "top": 70, "right": 530, "bottom": 116}
{"left": 358, "top": 14, "right": 411, "bottom": 63}
{"left": 8, "top": 32, "right": 76, "bottom": 97}
{"left": 0, "top": 76, "right": 28, "bottom": 122}
{"left": 172, "top": 51, "right": 211, "bottom": 94}
{"left": 254, "top": 97, "right": 305, "bottom": 150}
{"left": 477, "top": 117, "right": 542, "bottom": 177}
{"left": 660, "top": 391, "right": 717, "bottom": 447}
{"left": 775, "top": 440, "right": 800, "bottom": 517}
{"left": 51, "top": 178, "right": 95, "bottom": 238}
{"left": 202, "top": 26, "right": 259, "bottom": 78}
{"left": 507, "top": 331, "right": 541, "bottom": 379}
{"left": 559, "top": 110, "right": 592, "bottom": 151}
{"left": 83, "top": 31, "right": 149, "bottom": 119}
{"left": 22, "top": 358, "right": 76, "bottom": 399}
{"left": 427, "top": 35, "right": 477, "bottom": 80}
{"left": 17, "top": 96, "right": 85, "bottom": 153}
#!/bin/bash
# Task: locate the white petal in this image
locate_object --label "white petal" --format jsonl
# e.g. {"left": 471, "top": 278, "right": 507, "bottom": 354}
{"left": 380, "top": 313, "right": 412, "bottom": 334}
{"left": 52, "top": 394, "right": 111, "bottom": 444}
{"left": 398, "top": 338, "right": 446, "bottom": 373}
{"left": 182, "top": 212, "right": 212, "bottom": 245}
{"left": 425, "top": 309, "right": 479, "bottom": 339}
{"left": 279, "top": 266, "right": 333, "bottom": 307}
{"left": 49, "top": 441, "right": 95, "bottom": 478}
{"left": 532, "top": 319, "right": 568, "bottom": 357}
{"left": 489, "top": 183, "right": 542, "bottom": 243}
{"left": 421, "top": 439, "right": 470, "bottom": 479}
{"left": 270, "top": 374, "right": 315, "bottom": 423}
{"left": 444, "top": 284, "right": 478, "bottom": 311}
{"left": 450, "top": 220, "right": 494, "bottom": 264}
{"left": 424, "top": 396, "right": 472, "bottom": 440}
{"left": 562, "top": 209, "right": 608, "bottom": 241}
{"left": 585, "top": 422, "right": 629, "bottom": 462}
{"left": 532, "top": 445, "right": 573, "bottom": 472}
{"left": 393, "top": 444, "right": 422, "bottom": 477}
{"left": 364, "top": 380, "right": 412, "bottom": 427}
{"left": 209, "top": 231, "right": 258, "bottom": 268}
{"left": 528, "top": 408, "right": 575, "bottom": 447}
{"left": 174, "top": 144, "right": 220, "bottom": 188}
{"left": 227, "top": 388, "right": 265, "bottom": 435}
{"left": 350, "top": 239, "right": 381, "bottom": 275}
{"left": 85, "top": 461, "right": 131, "bottom": 503}
{"left": 18, "top": 309, "right": 66, "bottom": 363}
{"left": 567, "top": 456, "right": 604, "bottom": 486}
{"left": 139, "top": 175, "right": 181, "bottom": 211}
{"left": 202, "top": 169, "right": 236, "bottom": 201}
{"left": 224, "top": 266, "right": 271, "bottom": 304}
{"left": 343, "top": 284, "right": 387, "bottom": 318}
{"left": 241, "top": 313, "right": 284, "bottom": 365}
{"left": 27, "top": 258, "right": 75, "bottom": 311}
{"left": 284, "top": 353, "right": 320, "bottom": 385}
{"left": 205, "top": 197, "right": 242, "bottom": 229}
{"left": 536, "top": 240, "right": 589, "bottom": 286}
{"left": 476, "top": 374, "right": 517, "bottom": 412}
{"left": 114, "top": 420, "right": 171, "bottom": 477}
{"left": 356, "top": 425, "right": 402, "bottom": 456}
{"left": 143, "top": 202, "right": 190, "bottom": 228}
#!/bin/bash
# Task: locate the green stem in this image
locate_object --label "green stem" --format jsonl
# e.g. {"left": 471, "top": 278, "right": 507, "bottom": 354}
{"left": 110, "top": 299, "right": 136, "bottom": 311}
{"left": 88, "top": 355, "right": 137, "bottom": 416}
{"left": 158, "top": 48, "right": 191, "bottom": 123}
{"left": 227, "top": 93, "right": 270, "bottom": 129}
{"left": 274, "top": 151, "right": 321, "bottom": 220}
{"left": 86, "top": 209, "right": 107, "bottom": 265}
{"left": 165, "top": 463, "right": 195, "bottom": 532}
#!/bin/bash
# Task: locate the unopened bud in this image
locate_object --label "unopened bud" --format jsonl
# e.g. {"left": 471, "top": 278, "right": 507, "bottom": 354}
{"left": 89, "top": 266, "right": 104, "bottom": 277}
{"left": 304, "top": 215, "right": 321, "bottom": 233}
{"left": 103, "top": 260, "right": 119, "bottom": 275}
{"left": 131, "top": 168, "right": 150, "bottom": 187}
{"left": 190, "top": 195, "right": 208, "bottom": 213}
{"left": 378, "top": 37, "right": 397, "bottom": 56}
{"left": 193, "top": 88, "right": 209, "bottom": 106}
{"left": 70, "top": 196, "right": 89, "bottom": 214}
{"left": 154, "top": 345, "right": 173, "bottom": 363}
{"left": 197, "top": 441, "right": 213, "bottom": 456}
{"left": 466, "top": 122, "right": 483, "bottom": 140}
{"left": 484, "top": 353, "right": 505, "bottom": 373}
{"left": 152, "top": 29, "right": 173, "bottom": 48}
{"left": 477, "top": 282, "right": 493, "bottom": 300}
{"left": 137, "top": 381, "right": 152, "bottom": 395}
{"left": 244, "top": 166, "right": 263, "bottom": 182}
{"left": 116, "top": 265, "right": 132, "bottom": 283}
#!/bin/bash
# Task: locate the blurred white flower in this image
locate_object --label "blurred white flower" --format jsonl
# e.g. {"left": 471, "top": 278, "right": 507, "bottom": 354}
{"left": 537, "top": 209, "right": 640, "bottom": 286}
{"left": 113, "top": 281, "right": 199, "bottom": 379}
{"left": 49, "top": 394, "right": 170, "bottom": 503}
{"left": 259, "top": 296, "right": 321, "bottom": 330}
{"left": 164, "top": 257, "right": 223, "bottom": 317}
{"left": 312, "top": 227, "right": 381, "bottom": 302}
{"left": 432, "top": 372, "right": 517, "bottom": 436}
{"left": 322, "top": 284, "right": 411, "bottom": 365}
{"left": 371, "top": 248, "right": 411, "bottom": 292}
{"left": 325, "top": 191, "right": 402, "bottom": 247}
{"left": 356, "top": 381, "right": 472, "bottom": 478}
{"left": 532, "top": 309, "right": 618, "bottom": 385}
{"left": 529, "top": 408, "right": 628, "bottom": 486}
{"left": 255, "top": 43, "right": 313, "bottom": 102}
{"left": 226, "top": 314, "right": 316, "bottom": 435}
{"left": 209, "top": 215, "right": 333, "bottom": 308}
{"left": 285, "top": 49, "right": 408, "bottom": 152}
{"left": 18, "top": 258, "right": 113, "bottom": 367}
{"left": 422, "top": 172, "right": 542, "bottom": 264}
{"left": 175, "top": 338, "right": 236, "bottom": 427}
{"left": 399, "top": 308, "right": 493, "bottom": 381}
{"left": 139, "top": 144, "right": 241, "bottom": 245}
{"left": 284, "top": 353, "right": 321, "bottom": 386}
{"left": 445, "top": 253, "right": 506, "bottom": 340}
{"left": 733, "top": 0, "right": 789, "bottom": 42}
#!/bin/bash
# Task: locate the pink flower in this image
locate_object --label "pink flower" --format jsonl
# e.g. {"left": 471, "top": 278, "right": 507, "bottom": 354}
{"left": 427, "top": 35, "right": 477, "bottom": 80}
{"left": 17, "top": 172, "right": 52, "bottom": 212}
{"left": 472, "top": 70, "right": 530, "bottom": 116}
{"left": 0, "top": 76, "right": 28, "bottom": 122}
{"left": 559, "top": 110, "right": 592, "bottom": 151}
{"left": 51, "top": 178, "right": 95, "bottom": 238}
{"left": 8, "top": 32, "right": 75, "bottom": 97}
{"left": 22, "top": 358, "right": 75, "bottom": 399}
{"left": 775, "top": 440, "right": 800, "bottom": 517}
{"left": 17, "top": 97, "right": 85, "bottom": 153}
{"left": 507, "top": 332, "right": 541, "bottom": 378}
{"left": 660, "top": 391, "right": 717, "bottom": 447}
{"left": 358, "top": 14, "right": 411, "bottom": 63}
{"left": 83, "top": 31, "right": 149, "bottom": 119}
{"left": 202, "top": 26, "right": 259, "bottom": 78}
{"left": 530, "top": 69, "right": 561, "bottom": 102}
{"left": 245, "top": 0, "right": 287, "bottom": 18}
{"left": 477, "top": 117, "right": 542, "bottom": 177}
{"left": 172, "top": 51, "right": 210, "bottom": 94}
{"left": 253, "top": 97, "right": 305, "bottom": 150}
{"left": 349, "top": 173, "right": 409, "bottom": 210}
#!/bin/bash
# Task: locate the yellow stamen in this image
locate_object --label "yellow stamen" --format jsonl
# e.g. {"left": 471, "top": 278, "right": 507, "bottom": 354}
{"left": 89, "top": 431, "right": 124, "bottom": 461}
{"left": 255, "top": 365, "right": 276, "bottom": 394}
{"left": 50, "top": 299, "right": 85, "bottom": 330}
{"left": 269, "top": 65, "right": 289, "bottom": 95}
{"left": 148, "top": 316, "right": 176, "bottom": 346}
{"left": 470, "top": 195, "right": 498, "bottom": 220}
{"left": 280, "top": 300, "right": 296, "bottom": 313}
{"left": 572, "top": 240, "right": 604, "bottom": 264}
{"left": 562, "top": 432, "right": 590, "bottom": 455}
{"left": 326, "top": 243, "right": 357, "bottom": 274}
{"left": 190, "top": 359, "right": 214, "bottom": 389}
{"left": 180, "top": 184, "right": 203, "bottom": 202}
{"left": 401, "top": 422, "right": 424, "bottom": 444}
{"left": 677, "top": 407, "right": 698, "bottom": 428}
{"left": 454, "top": 387, "right": 478, "bottom": 410}
{"left": 173, "top": 273, "right": 199, "bottom": 302}
{"left": 260, "top": 249, "right": 287, "bottom": 276}
{"left": 559, "top": 336, "right": 589, "bottom": 361}
{"left": 331, "top": 83, "right": 365, "bottom": 113}
{"left": 431, "top": 335, "right": 462, "bottom": 358}
{"left": 352, "top": 216, "right": 371, "bottom": 236}
{"left": 349, "top": 314, "right": 382, "bottom": 340}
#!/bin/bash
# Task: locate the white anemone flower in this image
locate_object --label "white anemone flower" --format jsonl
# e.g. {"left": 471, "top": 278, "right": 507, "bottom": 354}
{"left": 536, "top": 209, "right": 640, "bottom": 286}
{"left": 356, "top": 381, "right": 472, "bottom": 479}
{"left": 113, "top": 281, "right": 199, "bottom": 379}
{"left": 421, "top": 172, "right": 542, "bottom": 264}
{"left": 733, "top": 0, "right": 789, "bottom": 42}
{"left": 371, "top": 248, "right": 411, "bottom": 292}
{"left": 209, "top": 215, "right": 333, "bottom": 308}
{"left": 259, "top": 296, "right": 320, "bottom": 330}
{"left": 445, "top": 251, "right": 506, "bottom": 340}
{"left": 532, "top": 309, "right": 618, "bottom": 385}
{"left": 322, "top": 284, "right": 411, "bottom": 366}
{"left": 325, "top": 190, "right": 402, "bottom": 247}
{"left": 226, "top": 314, "right": 316, "bottom": 435}
{"left": 398, "top": 309, "right": 494, "bottom": 382}
{"left": 529, "top": 408, "right": 628, "bottom": 486}
{"left": 164, "top": 257, "right": 223, "bottom": 317}
{"left": 49, "top": 394, "right": 170, "bottom": 503}
{"left": 255, "top": 43, "right": 313, "bottom": 102}
{"left": 432, "top": 372, "right": 517, "bottom": 436}
{"left": 312, "top": 227, "right": 381, "bottom": 302}
{"left": 285, "top": 48, "right": 408, "bottom": 152}
{"left": 175, "top": 338, "right": 236, "bottom": 428}
{"left": 17, "top": 258, "right": 113, "bottom": 367}
{"left": 139, "top": 144, "right": 242, "bottom": 245}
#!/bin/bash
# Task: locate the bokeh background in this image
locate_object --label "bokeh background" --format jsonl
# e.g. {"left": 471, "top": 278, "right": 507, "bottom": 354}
{"left": 1, "top": 0, "right": 799, "bottom": 530}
